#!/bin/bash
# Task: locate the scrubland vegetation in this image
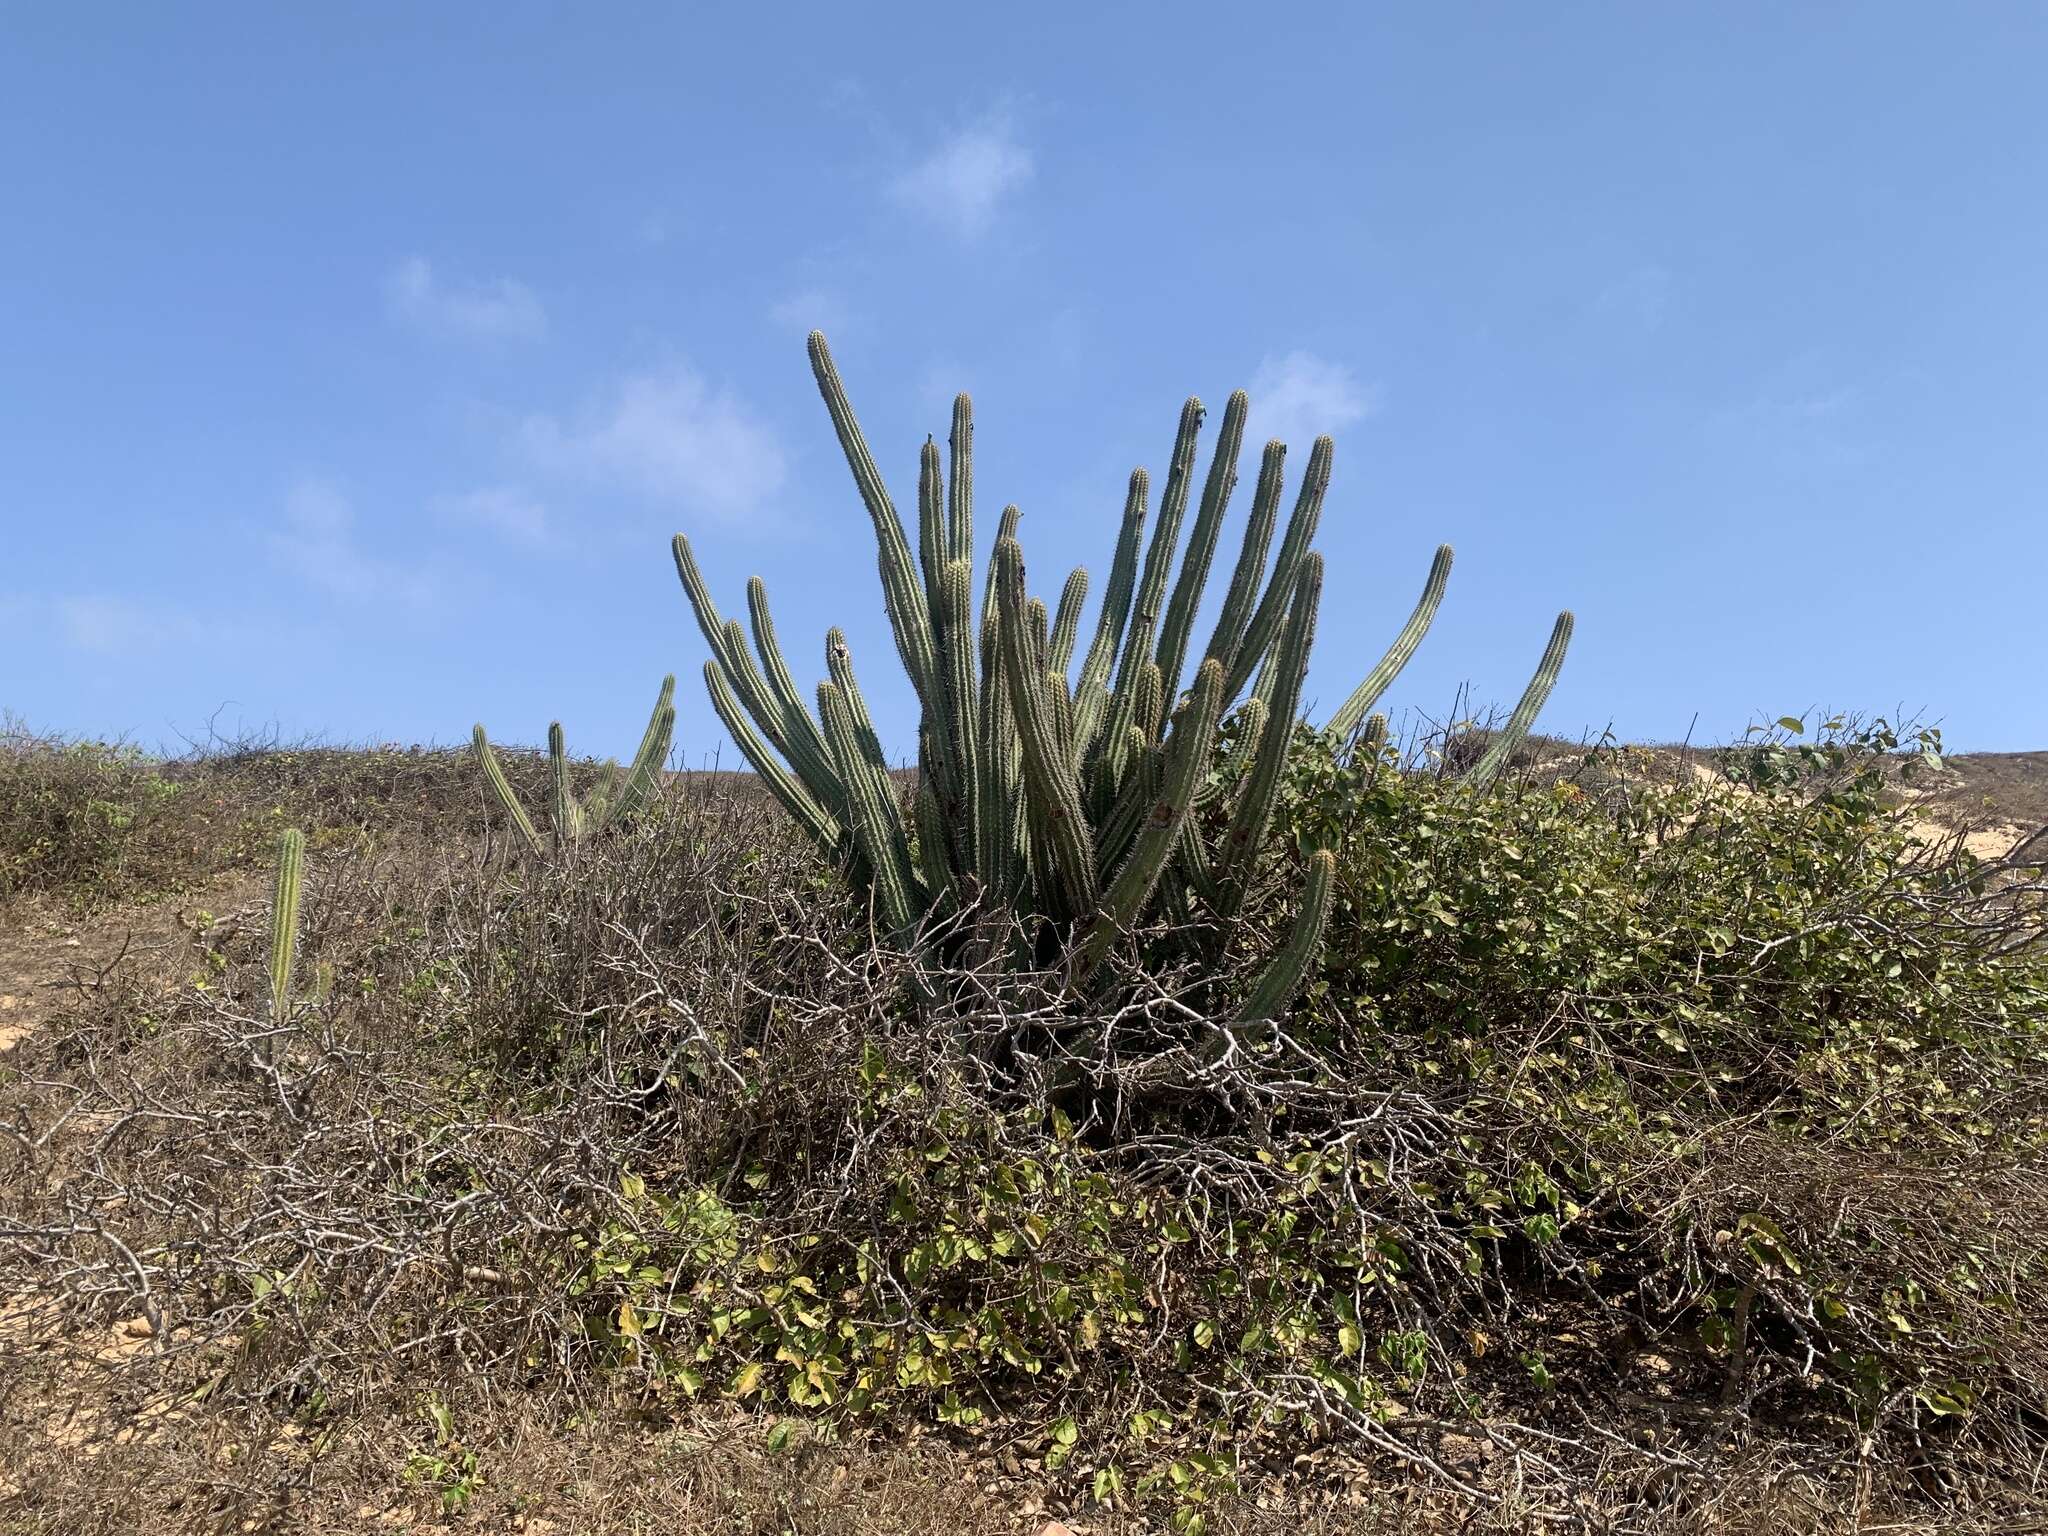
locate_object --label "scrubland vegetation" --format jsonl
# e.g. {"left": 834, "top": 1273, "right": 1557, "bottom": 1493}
{"left": 4, "top": 340, "right": 2045, "bottom": 1532}
{"left": 2, "top": 714, "right": 2044, "bottom": 1534}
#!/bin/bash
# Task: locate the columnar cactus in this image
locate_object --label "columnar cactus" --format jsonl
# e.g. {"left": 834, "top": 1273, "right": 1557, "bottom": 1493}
{"left": 269, "top": 827, "right": 305, "bottom": 1025}
{"left": 675, "top": 334, "right": 1573, "bottom": 1016}
{"left": 472, "top": 676, "right": 676, "bottom": 858}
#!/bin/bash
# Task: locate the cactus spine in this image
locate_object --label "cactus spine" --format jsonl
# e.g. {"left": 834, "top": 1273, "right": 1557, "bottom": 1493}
{"left": 671, "top": 333, "right": 1574, "bottom": 1012}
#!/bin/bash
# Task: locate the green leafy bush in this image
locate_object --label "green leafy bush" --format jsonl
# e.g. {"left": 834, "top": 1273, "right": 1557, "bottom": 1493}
{"left": 1285, "top": 717, "right": 2047, "bottom": 1143}
{"left": 0, "top": 723, "right": 188, "bottom": 903}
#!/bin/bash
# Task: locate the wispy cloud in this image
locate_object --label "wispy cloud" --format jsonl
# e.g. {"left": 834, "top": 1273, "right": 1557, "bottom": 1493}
{"left": 520, "top": 366, "right": 786, "bottom": 522}
{"left": 0, "top": 593, "right": 218, "bottom": 658}
{"left": 768, "top": 287, "right": 853, "bottom": 336}
{"left": 52, "top": 595, "right": 200, "bottom": 654}
{"left": 270, "top": 479, "right": 440, "bottom": 606}
{"left": 1707, "top": 354, "right": 1872, "bottom": 472}
{"left": 889, "top": 112, "right": 1033, "bottom": 241}
{"left": 437, "top": 485, "right": 551, "bottom": 548}
{"left": 1246, "top": 351, "right": 1382, "bottom": 451}
{"left": 385, "top": 255, "right": 547, "bottom": 343}
{"left": 1590, "top": 263, "right": 1674, "bottom": 333}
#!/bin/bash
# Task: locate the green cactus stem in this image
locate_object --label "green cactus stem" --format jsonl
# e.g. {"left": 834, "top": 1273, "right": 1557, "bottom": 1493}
{"left": 269, "top": 827, "right": 305, "bottom": 1025}
{"left": 1238, "top": 847, "right": 1334, "bottom": 1024}
{"left": 1468, "top": 610, "right": 1575, "bottom": 787}
{"left": 1328, "top": 544, "right": 1454, "bottom": 740}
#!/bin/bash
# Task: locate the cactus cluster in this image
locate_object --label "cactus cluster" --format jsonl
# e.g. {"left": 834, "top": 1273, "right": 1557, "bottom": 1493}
{"left": 472, "top": 677, "right": 676, "bottom": 858}
{"left": 675, "top": 334, "right": 1573, "bottom": 1015}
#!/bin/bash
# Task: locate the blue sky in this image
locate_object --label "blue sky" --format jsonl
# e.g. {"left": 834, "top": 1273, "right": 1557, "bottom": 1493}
{"left": 4, "top": 3, "right": 2044, "bottom": 760}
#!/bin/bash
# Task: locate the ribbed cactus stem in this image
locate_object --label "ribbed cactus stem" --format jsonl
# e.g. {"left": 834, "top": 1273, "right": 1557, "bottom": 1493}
{"left": 718, "top": 618, "right": 798, "bottom": 762}
{"left": 825, "top": 630, "right": 920, "bottom": 905}
{"left": 1468, "top": 610, "right": 1575, "bottom": 787}
{"left": 602, "top": 674, "right": 676, "bottom": 828}
{"left": 1249, "top": 648, "right": 1280, "bottom": 717}
{"left": 1204, "top": 440, "right": 1286, "bottom": 678}
{"left": 745, "top": 579, "right": 838, "bottom": 801}
{"left": 585, "top": 762, "right": 622, "bottom": 827}
{"left": 1196, "top": 698, "right": 1268, "bottom": 809}
{"left": 1155, "top": 389, "right": 1248, "bottom": 708}
{"left": 1223, "top": 436, "right": 1332, "bottom": 705}
{"left": 1214, "top": 553, "right": 1323, "bottom": 917}
{"left": 917, "top": 438, "right": 948, "bottom": 624}
{"left": 1070, "top": 469, "right": 1148, "bottom": 761}
{"left": 996, "top": 538, "right": 1098, "bottom": 921}
{"left": 1049, "top": 567, "right": 1088, "bottom": 681}
{"left": 808, "top": 331, "right": 937, "bottom": 702}
{"left": 934, "top": 558, "right": 981, "bottom": 879}
{"left": 975, "top": 605, "right": 1015, "bottom": 896}
{"left": 471, "top": 725, "right": 546, "bottom": 858}
{"left": 948, "top": 394, "right": 974, "bottom": 567}
{"left": 913, "top": 778, "right": 957, "bottom": 908}
{"left": 819, "top": 679, "right": 917, "bottom": 935}
{"left": 1328, "top": 543, "right": 1454, "bottom": 739}
{"left": 1094, "top": 609, "right": 1155, "bottom": 796}
{"left": 1110, "top": 400, "right": 1205, "bottom": 714}
{"left": 1238, "top": 848, "right": 1334, "bottom": 1024}
{"left": 670, "top": 532, "right": 730, "bottom": 655}
{"left": 982, "top": 504, "right": 1021, "bottom": 627}
{"left": 703, "top": 661, "right": 841, "bottom": 854}
{"left": 269, "top": 827, "right": 305, "bottom": 1024}
{"left": 547, "top": 722, "right": 581, "bottom": 851}
{"left": 674, "top": 536, "right": 803, "bottom": 765}
{"left": 1134, "top": 661, "right": 1164, "bottom": 744}
{"left": 1074, "top": 658, "right": 1225, "bottom": 982}
{"left": 1360, "top": 712, "right": 1390, "bottom": 756}
{"left": 1174, "top": 813, "right": 1220, "bottom": 911}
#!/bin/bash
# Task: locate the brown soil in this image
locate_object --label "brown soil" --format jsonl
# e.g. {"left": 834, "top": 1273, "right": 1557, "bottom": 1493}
{"left": 0, "top": 875, "right": 264, "bottom": 1056}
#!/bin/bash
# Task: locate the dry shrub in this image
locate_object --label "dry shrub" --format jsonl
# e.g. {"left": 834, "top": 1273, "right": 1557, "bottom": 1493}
{"left": 2, "top": 722, "right": 2045, "bottom": 1533}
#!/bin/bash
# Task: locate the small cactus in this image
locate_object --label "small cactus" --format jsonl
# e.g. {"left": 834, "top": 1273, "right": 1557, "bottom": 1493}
{"left": 472, "top": 676, "right": 676, "bottom": 857}
{"left": 269, "top": 827, "right": 305, "bottom": 1024}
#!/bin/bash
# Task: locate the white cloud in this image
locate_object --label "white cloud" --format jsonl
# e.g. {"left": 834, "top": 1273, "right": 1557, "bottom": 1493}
{"left": 768, "top": 287, "right": 851, "bottom": 336}
{"left": 0, "top": 593, "right": 211, "bottom": 657}
{"left": 1246, "top": 351, "right": 1382, "bottom": 452}
{"left": 385, "top": 255, "right": 547, "bottom": 343}
{"left": 889, "top": 113, "right": 1033, "bottom": 240}
{"left": 520, "top": 367, "right": 786, "bottom": 522}
{"left": 54, "top": 596, "right": 198, "bottom": 654}
{"left": 438, "top": 486, "right": 550, "bottom": 547}
{"left": 270, "top": 479, "right": 439, "bottom": 607}
{"left": 1591, "top": 264, "right": 1673, "bottom": 333}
